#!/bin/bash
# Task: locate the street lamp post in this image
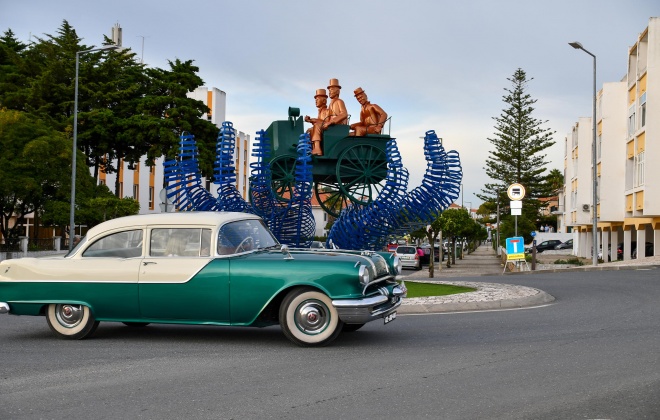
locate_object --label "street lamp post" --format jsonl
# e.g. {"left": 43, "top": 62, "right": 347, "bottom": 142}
{"left": 460, "top": 183, "right": 464, "bottom": 208}
{"left": 569, "top": 41, "right": 598, "bottom": 266}
{"left": 70, "top": 45, "right": 118, "bottom": 251}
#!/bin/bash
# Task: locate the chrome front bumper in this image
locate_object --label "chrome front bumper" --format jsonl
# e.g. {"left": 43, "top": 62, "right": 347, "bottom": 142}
{"left": 0, "top": 302, "right": 9, "bottom": 314}
{"left": 332, "top": 283, "right": 407, "bottom": 324}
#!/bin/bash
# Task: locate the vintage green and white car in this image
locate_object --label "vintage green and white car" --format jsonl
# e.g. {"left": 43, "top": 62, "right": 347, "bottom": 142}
{"left": 0, "top": 212, "right": 405, "bottom": 346}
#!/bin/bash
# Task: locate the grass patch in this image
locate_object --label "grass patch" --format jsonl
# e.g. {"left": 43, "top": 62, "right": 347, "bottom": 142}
{"left": 553, "top": 258, "right": 584, "bottom": 265}
{"left": 405, "top": 281, "right": 476, "bottom": 298}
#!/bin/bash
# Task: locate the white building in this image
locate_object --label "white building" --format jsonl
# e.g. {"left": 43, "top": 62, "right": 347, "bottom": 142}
{"left": 562, "top": 17, "right": 660, "bottom": 260}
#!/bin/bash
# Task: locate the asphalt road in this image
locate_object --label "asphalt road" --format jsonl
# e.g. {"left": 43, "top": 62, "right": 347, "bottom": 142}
{"left": 1, "top": 268, "right": 660, "bottom": 419}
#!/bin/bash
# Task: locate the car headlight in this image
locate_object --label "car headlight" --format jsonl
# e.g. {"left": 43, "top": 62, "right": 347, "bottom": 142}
{"left": 358, "top": 265, "right": 371, "bottom": 286}
{"left": 392, "top": 256, "right": 402, "bottom": 275}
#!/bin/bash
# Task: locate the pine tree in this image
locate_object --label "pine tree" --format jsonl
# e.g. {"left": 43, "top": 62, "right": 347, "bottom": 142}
{"left": 477, "top": 68, "right": 556, "bottom": 242}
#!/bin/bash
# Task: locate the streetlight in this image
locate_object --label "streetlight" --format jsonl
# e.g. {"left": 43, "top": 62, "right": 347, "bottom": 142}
{"left": 569, "top": 41, "right": 598, "bottom": 266}
{"left": 460, "top": 183, "right": 464, "bottom": 208}
{"left": 70, "top": 44, "right": 119, "bottom": 251}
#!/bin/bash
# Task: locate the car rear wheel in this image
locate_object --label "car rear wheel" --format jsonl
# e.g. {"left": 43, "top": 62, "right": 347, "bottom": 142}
{"left": 46, "top": 303, "right": 99, "bottom": 340}
{"left": 279, "top": 288, "right": 343, "bottom": 347}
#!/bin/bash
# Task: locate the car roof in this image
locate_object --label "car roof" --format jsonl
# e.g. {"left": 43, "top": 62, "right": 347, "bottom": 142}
{"left": 85, "top": 212, "right": 260, "bottom": 239}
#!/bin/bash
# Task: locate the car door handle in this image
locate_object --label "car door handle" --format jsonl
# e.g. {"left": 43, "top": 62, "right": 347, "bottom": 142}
{"left": 142, "top": 261, "right": 157, "bottom": 266}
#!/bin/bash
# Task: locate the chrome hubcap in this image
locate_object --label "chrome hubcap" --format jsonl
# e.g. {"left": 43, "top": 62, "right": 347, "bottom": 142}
{"left": 295, "top": 301, "right": 329, "bottom": 334}
{"left": 55, "top": 304, "right": 83, "bottom": 328}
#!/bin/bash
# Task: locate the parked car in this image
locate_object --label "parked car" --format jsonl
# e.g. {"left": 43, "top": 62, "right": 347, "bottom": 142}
{"left": 0, "top": 212, "right": 406, "bottom": 347}
{"left": 616, "top": 242, "right": 638, "bottom": 260}
{"left": 555, "top": 239, "right": 573, "bottom": 250}
{"left": 527, "top": 239, "right": 562, "bottom": 253}
{"left": 419, "top": 244, "right": 444, "bottom": 265}
{"left": 395, "top": 245, "right": 421, "bottom": 270}
{"left": 310, "top": 240, "right": 326, "bottom": 249}
{"left": 632, "top": 242, "right": 654, "bottom": 259}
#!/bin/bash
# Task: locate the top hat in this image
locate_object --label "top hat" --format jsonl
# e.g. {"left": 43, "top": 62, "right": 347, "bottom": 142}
{"left": 353, "top": 87, "right": 366, "bottom": 97}
{"left": 327, "top": 78, "right": 341, "bottom": 89}
{"left": 314, "top": 88, "right": 328, "bottom": 98}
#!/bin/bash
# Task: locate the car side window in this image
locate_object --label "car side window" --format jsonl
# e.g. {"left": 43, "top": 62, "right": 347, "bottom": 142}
{"left": 82, "top": 230, "right": 143, "bottom": 258}
{"left": 150, "top": 228, "right": 212, "bottom": 257}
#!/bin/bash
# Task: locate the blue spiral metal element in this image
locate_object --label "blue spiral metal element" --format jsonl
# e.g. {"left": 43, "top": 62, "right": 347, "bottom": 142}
{"left": 248, "top": 129, "right": 287, "bottom": 237}
{"left": 163, "top": 132, "right": 219, "bottom": 211}
{"left": 328, "top": 130, "right": 462, "bottom": 250}
{"left": 213, "top": 122, "right": 250, "bottom": 213}
{"left": 276, "top": 133, "right": 315, "bottom": 247}
{"left": 247, "top": 131, "right": 314, "bottom": 246}
{"left": 326, "top": 138, "right": 409, "bottom": 250}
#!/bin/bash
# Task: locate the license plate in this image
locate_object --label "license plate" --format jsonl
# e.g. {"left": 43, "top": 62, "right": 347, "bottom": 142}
{"left": 384, "top": 312, "right": 397, "bottom": 324}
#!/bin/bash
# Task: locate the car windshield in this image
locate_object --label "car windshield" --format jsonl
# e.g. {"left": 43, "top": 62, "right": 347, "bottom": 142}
{"left": 65, "top": 236, "right": 87, "bottom": 257}
{"left": 217, "top": 219, "right": 279, "bottom": 255}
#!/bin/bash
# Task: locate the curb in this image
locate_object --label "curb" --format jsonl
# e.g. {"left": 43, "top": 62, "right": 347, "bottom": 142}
{"left": 508, "top": 264, "right": 659, "bottom": 275}
{"left": 399, "top": 281, "right": 555, "bottom": 314}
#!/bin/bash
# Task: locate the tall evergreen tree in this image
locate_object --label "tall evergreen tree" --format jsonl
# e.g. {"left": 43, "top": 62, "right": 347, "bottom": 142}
{"left": 0, "top": 29, "right": 29, "bottom": 110}
{"left": 477, "top": 68, "right": 556, "bottom": 242}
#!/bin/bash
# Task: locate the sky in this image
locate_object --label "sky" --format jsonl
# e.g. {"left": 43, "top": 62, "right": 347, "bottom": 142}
{"left": 1, "top": 0, "right": 658, "bottom": 208}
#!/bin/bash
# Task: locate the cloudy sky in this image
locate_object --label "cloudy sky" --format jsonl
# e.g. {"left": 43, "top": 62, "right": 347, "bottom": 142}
{"left": 2, "top": 1, "right": 657, "bottom": 207}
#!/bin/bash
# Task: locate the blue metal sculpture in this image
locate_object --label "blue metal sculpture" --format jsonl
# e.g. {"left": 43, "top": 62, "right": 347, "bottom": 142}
{"left": 327, "top": 130, "right": 462, "bottom": 250}
{"left": 164, "top": 122, "right": 462, "bottom": 250}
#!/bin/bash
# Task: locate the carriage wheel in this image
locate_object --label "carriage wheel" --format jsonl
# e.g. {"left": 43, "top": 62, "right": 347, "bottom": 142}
{"left": 336, "top": 143, "right": 388, "bottom": 207}
{"left": 314, "top": 177, "right": 352, "bottom": 218}
{"left": 270, "top": 154, "right": 297, "bottom": 202}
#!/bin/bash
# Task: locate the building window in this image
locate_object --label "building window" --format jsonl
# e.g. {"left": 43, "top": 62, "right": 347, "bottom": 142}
{"left": 133, "top": 184, "right": 139, "bottom": 200}
{"left": 628, "top": 104, "right": 635, "bottom": 138}
{"left": 99, "top": 179, "right": 106, "bottom": 186}
{"left": 639, "top": 92, "right": 646, "bottom": 129}
{"left": 119, "top": 182, "right": 124, "bottom": 198}
{"left": 597, "top": 133, "right": 601, "bottom": 159}
{"left": 148, "top": 186, "right": 154, "bottom": 209}
{"left": 635, "top": 151, "right": 645, "bottom": 187}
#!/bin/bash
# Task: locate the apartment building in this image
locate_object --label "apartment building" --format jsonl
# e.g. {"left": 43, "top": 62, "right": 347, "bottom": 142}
{"left": 100, "top": 86, "right": 252, "bottom": 213}
{"left": 562, "top": 17, "right": 660, "bottom": 260}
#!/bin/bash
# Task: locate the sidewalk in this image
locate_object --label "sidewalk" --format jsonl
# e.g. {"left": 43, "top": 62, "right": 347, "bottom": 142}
{"left": 406, "top": 243, "right": 503, "bottom": 279}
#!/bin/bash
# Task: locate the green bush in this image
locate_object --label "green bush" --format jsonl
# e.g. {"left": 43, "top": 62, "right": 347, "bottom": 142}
{"left": 553, "top": 258, "right": 583, "bottom": 266}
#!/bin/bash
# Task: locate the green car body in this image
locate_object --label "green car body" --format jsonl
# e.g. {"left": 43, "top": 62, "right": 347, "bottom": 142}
{"left": 0, "top": 212, "right": 405, "bottom": 346}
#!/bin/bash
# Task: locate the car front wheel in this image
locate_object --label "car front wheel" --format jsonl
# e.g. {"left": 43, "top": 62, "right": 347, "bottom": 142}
{"left": 279, "top": 288, "right": 343, "bottom": 347}
{"left": 46, "top": 303, "right": 99, "bottom": 340}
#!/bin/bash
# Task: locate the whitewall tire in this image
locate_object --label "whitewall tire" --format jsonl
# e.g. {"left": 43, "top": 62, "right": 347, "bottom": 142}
{"left": 46, "top": 304, "right": 99, "bottom": 340}
{"left": 279, "top": 288, "right": 343, "bottom": 347}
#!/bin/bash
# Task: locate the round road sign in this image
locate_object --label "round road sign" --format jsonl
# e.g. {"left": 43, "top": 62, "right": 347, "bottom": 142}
{"left": 507, "top": 183, "right": 526, "bottom": 201}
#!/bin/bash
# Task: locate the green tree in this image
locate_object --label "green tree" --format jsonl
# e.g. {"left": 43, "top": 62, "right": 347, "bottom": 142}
{"left": 438, "top": 208, "right": 473, "bottom": 267}
{"left": 0, "top": 29, "right": 29, "bottom": 111}
{"left": 546, "top": 168, "right": 564, "bottom": 196}
{"left": 138, "top": 60, "right": 219, "bottom": 175}
{"left": 424, "top": 214, "right": 443, "bottom": 277}
{"left": 0, "top": 109, "right": 96, "bottom": 244}
{"left": 477, "top": 68, "right": 556, "bottom": 238}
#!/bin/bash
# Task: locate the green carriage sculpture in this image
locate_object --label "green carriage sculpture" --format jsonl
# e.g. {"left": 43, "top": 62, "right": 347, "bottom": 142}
{"left": 266, "top": 107, "right": 391, "bottom": 217}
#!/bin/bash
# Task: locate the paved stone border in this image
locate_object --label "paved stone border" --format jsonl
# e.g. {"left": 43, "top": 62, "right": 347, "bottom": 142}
{"left": 399, "top": 280, "right": 555, "bottom": 314}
